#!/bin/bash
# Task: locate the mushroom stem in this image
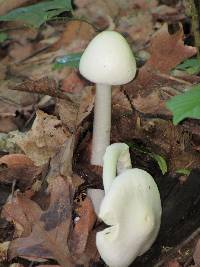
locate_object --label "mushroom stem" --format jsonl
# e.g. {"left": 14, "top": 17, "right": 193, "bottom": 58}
{"left": 103, "top": 143, "right": 132, "bottom": 194}
{"left": 91, "top": 83, "right": 111, "bottom": 166}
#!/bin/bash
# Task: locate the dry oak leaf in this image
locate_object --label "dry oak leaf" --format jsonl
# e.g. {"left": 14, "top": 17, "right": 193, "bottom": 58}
{"left": 3, "top": 176, "right": 74, "bottom": 267}
{"left": 0, "top": 154, "right": 42, "bottom": 191}
{"left": 124, "top": 23, "right": 196, "bottom": 115}
{"left": 16, "top": 110, "right": 71, "bottom": 166}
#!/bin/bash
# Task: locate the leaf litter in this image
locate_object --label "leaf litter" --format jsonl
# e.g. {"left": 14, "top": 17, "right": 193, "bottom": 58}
{"left": 0, "top": 1, "right": 200, "bottom": 267}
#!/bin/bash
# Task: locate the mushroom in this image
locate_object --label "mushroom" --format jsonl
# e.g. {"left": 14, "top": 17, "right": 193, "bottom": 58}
{"left": 96, "top": 143, "right": 162, "bottom": 267}
{"left": 79, "top": 31, "right": 136, "bottom": 166}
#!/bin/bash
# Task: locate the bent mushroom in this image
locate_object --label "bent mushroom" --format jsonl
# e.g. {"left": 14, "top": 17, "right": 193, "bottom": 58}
{"left": 79, "top": 31, "right": 136, "bottom": 166}
{"left": 96, "top": 143, "right": 162, "bottom": 267}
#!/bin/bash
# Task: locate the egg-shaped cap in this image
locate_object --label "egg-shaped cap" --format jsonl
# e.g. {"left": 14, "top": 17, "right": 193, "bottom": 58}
{"left": 79, "top": 31, "right": 136, "bottom": 85}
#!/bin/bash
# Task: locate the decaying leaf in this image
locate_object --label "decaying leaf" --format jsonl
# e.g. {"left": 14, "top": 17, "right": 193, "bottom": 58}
{"left": 146, "top": 23, "right": 196, "bottom": 73}
{"left": 193, "top": 239, "right": 200, "bottom": 266}
{"left": 0, "top": 154, "right": 42, "bottom": 190}
{"left": 2, "top": 176, "right": 74, "bottom": 267}
{"left": 124, "top": 23, "right": 197, "bottom": 115}
{"left": 70, "top": 197, "right": 96, "bottom": 256}
{"left": 15, "top": 110, "right": 71, "bottom": 166}
{"left": 0, "top": 241, "right": 10, "bottom": 261}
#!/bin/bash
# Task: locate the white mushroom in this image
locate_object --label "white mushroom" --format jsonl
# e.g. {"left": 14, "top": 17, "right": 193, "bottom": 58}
{"left": 96, "top": 143, "right": 162, "bottom": 267}
{"left": 79, "top": 31, "right": 136, "bottom": 166}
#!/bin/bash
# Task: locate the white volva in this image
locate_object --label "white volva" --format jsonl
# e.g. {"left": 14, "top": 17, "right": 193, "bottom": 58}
{"left": 79, "top": 31, "right": 136, "bottom": 166}
{"left": 96, "top": 143, "right": 162, "bottom": 267}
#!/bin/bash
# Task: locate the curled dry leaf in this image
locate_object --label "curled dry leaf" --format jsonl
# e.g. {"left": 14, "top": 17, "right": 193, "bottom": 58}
{"left": 2, "top": 176, "right": 74, "bottom": 267}
{"left": 0, "top": 154, "right": 42, "bottom": 191}
{"left": 15, "top": 110, "right": 71, "bottom": 166}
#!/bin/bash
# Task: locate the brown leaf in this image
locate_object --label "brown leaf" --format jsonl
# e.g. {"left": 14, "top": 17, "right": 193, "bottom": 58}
{"left": 164, "top": 260, "right": 182, "bottom": 267}
{"left": 54, "top": 20, "right": 95, "bottom": 51}
{"left": 70, "top": 197, "right": 96, "bottom": 256}
{"left": 146, "top": 23, "right": 196, "bottom": 73}
{"left": 61, "top": 71, "right": 86, "bottom": 94}
{"left": 3, "top": 177, "right": 74, "bottom": 267}
{"left": 124, "top": 23, "right": 196, "bottom": 116}
{"left": 16, "top": 110, "right": 71, "bottom": 166}
{"left": 0, "top": 154, "right": 42, "bottom": 191}
{"left": 0, "top": 241, "right": 10, "bottom": 261}
{"left": 193, "top": 239, "right": 200, "bottom": 266}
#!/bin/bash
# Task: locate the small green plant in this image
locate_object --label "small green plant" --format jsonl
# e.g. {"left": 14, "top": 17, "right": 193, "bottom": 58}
{"left": 176, "top": 58, "right": 200, "bottom": 75}
{"left": 166, "top": 84, "right": 200, "bottom": 125}
{"left": 0, "top": 0, "right": 72, "bottom": 28}
{"left": 0, "top": 32, "right": 8, "bottom": 43}
{"left": 127, "top": 143, "right": 168, "bottom": 175}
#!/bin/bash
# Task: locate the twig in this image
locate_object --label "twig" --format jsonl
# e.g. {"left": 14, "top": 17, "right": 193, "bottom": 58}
{"left": 10, "top": 77, "right": 73, "bottom": 101}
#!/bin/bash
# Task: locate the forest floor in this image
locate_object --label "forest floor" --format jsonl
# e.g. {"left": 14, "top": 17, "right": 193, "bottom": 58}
{"left": 0, "top": 0, "right": 200, "bottom": 267}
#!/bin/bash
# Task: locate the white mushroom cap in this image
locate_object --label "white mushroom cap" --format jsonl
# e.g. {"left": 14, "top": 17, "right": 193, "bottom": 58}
{"left": 79, "top": 31, "right": 136, "bottom": 85}
{"left": 96, "top": 168, "right": 162, "bottom": 267}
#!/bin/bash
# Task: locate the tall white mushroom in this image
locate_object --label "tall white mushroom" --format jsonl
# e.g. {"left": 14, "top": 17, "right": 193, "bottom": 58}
{"left": 96, "top": 143, "right": 162, "bottom": 267}
{"left": 79, "top": 31, "right": 136, "bottom": 166}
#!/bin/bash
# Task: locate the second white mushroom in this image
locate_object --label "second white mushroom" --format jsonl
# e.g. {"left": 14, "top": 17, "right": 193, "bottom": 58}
{"left": 96, "top": 143, "right": 162, "bottom": 267}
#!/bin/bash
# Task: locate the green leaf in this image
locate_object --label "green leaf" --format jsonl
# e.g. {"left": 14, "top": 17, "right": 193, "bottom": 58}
{"left": 0, "top": 0, "right": 72, "bottom": 28}
{"left": 166, "top": 84, "right": 200, "bottom": 125}
{"left": 176, "top": 58, "right": 200, "bottom": 75}
{"left": 53, "top": 52, "right": 83, "bottom": 69}
{"left": 150, "top": 153, "right": 168, "bottom": 175}
{"left": 176, "top": 168, "right": 191, "bottom": 176}
{"left": 0, "top": 32, "right": 8, "bottom": 43}
{"left": 127, "top": 142, "right": 168, "bottom": 175}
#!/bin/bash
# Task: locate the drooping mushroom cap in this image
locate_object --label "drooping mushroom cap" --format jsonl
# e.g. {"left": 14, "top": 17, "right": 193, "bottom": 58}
{"left": 96, "top": 168, "right": 162, "bottom": 267}
{"left": 79, "top": 31, "right": 136, "bottom": 85}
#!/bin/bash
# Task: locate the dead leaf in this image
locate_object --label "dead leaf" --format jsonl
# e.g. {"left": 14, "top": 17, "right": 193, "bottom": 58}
{"left": 193, "top": 239, "right": 200, "bottom": 266}
{"left": 146, "top": 23, "right": 196, "bottom": 73}
{"left": 0, "top": 241, "right": 10, "bottom": 261}
{"left": 124, "top": 23, "right": 196, "bottom": 115}
{"left": 164, "top": 260, "right": 182, "bottom": 267}
{"left": 0, "top": 154, "right": 42, "bottom": 190}
{"left": 70, "top": 197, "right": 96, "bottom": 257}
{"left": 61, "top": 70, "right": 86, "bottom": 94}
{"left": 15, "top": 110, "right": 71, "bottom": 166}
{"left": 3, "top": 176, "right": 74, "bottom": 267}
{"left": 74, "top": 0, "right": 119, "bottom": 30}
{"left": 54, "top": 20, "right": 95, "bottom": 51}
{"left": 47, "top": 135, "right": 75, "bottom": 183}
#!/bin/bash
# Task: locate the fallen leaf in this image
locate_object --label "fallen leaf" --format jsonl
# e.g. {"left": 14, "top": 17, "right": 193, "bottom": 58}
{"left": 70, "top": 197, "right": 96, "bottom": 256}
{"left": 146, "top": 23, "right": 196, "bottom": 73}
{"left": 124, "top": 23, "right": 197, "bottom": 115}
{"left": 54, "top": 20, "right": 95, "bottom": 51}
{"left": 0, "top": 241, "right": 10, "bottom": 261}
{"left": 61, "top": 70, "right": 86, "bottom": 94}
{"left": 193, "top": 239, "right": 200, "bottom": 266}
{"left": 164, "top": 260, "right": 182, "bottom": 267}
{"left": 3, "top": 176, "right": 74, "bottom": 267}
{"left": 15, "top": 110, "right": 71, "bottom": 166}
{"left": 0, "top": 154, "right": 42, "bottom": 190}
